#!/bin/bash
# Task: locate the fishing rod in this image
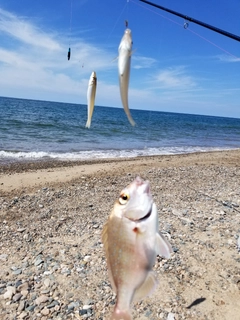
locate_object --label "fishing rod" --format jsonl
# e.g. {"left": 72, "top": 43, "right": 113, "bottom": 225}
{"left": 139, "top": 0, "right": 240, "bottom": 42}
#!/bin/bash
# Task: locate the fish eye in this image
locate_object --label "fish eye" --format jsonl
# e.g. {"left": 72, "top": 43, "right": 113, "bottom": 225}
{"left": 119, "top": 192, "right": 130, "bottom": 205}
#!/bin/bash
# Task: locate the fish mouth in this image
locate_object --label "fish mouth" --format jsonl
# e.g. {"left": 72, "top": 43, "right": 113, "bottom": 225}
{"left": 128, "top": 205, "right": 152, "bottom": 222}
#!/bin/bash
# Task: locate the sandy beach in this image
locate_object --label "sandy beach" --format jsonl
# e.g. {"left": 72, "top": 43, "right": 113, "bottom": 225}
{"left": 0, "top": 150, "right": 240, "bottom": 320}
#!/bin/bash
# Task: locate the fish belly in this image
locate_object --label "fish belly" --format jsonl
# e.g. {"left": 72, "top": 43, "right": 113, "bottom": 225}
{"left": 86, "top": 85, "right": 96, "bottom": 128}
{"left": 118, "top": 55, "right": 135, "bottom": 126}
{"left": 107, "top": 219, "right": 153, "bottom": 301}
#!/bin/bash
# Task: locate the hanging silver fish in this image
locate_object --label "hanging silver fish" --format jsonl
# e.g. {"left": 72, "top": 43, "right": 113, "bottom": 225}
{"left": 118, "top": 28, "right": 136, "bottom": 126}
{"left": 86, "top": 71, "right": 97, "bottom": 128}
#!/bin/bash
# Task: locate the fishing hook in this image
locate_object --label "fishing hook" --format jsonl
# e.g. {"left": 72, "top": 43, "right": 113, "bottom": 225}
{"left": 184, "top": 20, "right": 189, "bottom": 29}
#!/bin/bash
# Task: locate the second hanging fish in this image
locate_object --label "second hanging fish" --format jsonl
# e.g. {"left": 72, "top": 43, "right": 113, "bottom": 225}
{"left": 118, "top": 28, "right": 136, "bottom": 126}
{"left": 86, "top": 71, "right": 97, "bottom": 128}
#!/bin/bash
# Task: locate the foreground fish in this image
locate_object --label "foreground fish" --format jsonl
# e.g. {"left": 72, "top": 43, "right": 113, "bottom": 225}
{"left": 85, "top": 71, "right": 97, "bottom": 128}
{"left": 102, "top": 176, "right": 173, "bottom": 320}
{"left": 118, "top": 28, "right": 135, "bottom": 126}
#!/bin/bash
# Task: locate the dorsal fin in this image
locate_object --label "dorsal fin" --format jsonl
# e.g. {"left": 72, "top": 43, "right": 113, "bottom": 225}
{"left": 102, "top": 221, "right": 117, "bottom": 293}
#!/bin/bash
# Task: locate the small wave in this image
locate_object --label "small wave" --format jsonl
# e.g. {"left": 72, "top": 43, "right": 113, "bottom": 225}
{"left": 0, "top": 151, "right": 51, "bottom": 159}
{"left": 0, "top": 146, "right": 236, "bottom": 163}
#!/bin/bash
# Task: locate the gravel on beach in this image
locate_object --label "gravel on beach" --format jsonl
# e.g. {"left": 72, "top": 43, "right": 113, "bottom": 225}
{"left": 0, "top": 150, "right": 240, "bottom": 320}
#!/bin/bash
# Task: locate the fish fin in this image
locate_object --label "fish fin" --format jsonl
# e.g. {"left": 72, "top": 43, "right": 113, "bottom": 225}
{"left": 112, "top": 56, "right": 118, "bottom": 62}
{"left": 156, "top": 232, "right": 173, "bottom": 259}
{"left": 102, "top": 222, "right": 109, "bottom": 254}
{"left": 124, "top": 111, "right": 135, "bottom": 126}
{"left": 132, "top": 271, "right": 158, "bottom": 302}
{"left": 129, "top": 48, "right": 137, "bottom": 57}
{"left": 128, "top": 117, "right": 136, "bottom": 126}
{"left": 111, "top": 308, "right": 132, "bottom": 320}
{"left": 102, "top": 222, "right": 117, "bottom": 293}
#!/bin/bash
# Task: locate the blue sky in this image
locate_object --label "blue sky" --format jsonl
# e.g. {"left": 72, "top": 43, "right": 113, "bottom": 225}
{"left": 0, "top": 0, "right": 239, "bottom": 118}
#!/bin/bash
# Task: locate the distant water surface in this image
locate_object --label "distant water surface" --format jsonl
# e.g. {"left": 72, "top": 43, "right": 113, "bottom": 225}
{"left": 0, "top": 96, "right": 240, "bottom": 164}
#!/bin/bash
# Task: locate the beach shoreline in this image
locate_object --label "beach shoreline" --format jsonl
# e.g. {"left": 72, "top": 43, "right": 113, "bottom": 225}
{"left": 1, "top": 149, "right": 240, "bottom": 195}
{"left": 0, "top": 149, "right": 240, "bottom": 319}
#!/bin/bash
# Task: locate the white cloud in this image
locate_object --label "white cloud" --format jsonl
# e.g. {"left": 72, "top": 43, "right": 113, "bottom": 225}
{"left": 132, "top": 56, "right": 157, "bottom": 69}
{"left": 217, "top": 54, "right": 240, "bottom": 63}
{"left": 0, "top": 48, "right": 41, "bottom": 71}
{"left": 0, "top": 6, "right": 119, "bottom": 104}
{"left": 68, "top": 42, "right": 116, "bottom": 74}
{"left": 0, "top": 6, "right": 161, "bottom": 108}
{"left": 0, "top": 8, "right": 61, "bottom": 50}
{"left": 153, "top": 66, "right": 197, "bottom": 90}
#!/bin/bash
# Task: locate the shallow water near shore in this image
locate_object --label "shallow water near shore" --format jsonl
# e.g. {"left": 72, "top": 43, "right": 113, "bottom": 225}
{"left": 0, "top": 96, "right": 240, "bottom": 164}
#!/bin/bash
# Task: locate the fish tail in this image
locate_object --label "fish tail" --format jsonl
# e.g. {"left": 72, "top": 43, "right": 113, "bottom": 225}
{"left": 85, "top": 119, "right": 91, "bottom": 128}
{"left": 111, "top": 308, "right": 132, "bottom": 320}
{"left": 127, "top": 115, "right": 136, "bottom": 127}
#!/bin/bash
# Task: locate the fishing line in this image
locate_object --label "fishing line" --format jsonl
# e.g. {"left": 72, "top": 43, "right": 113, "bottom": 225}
{"left": 184, "top": 27, "right": 239, "bottom": 59}
{"left": 69, "top": 0, "right": 73, "bottom": 46}
{"left": 144, "top": 109, "right": 152, "bottom": 149}
{"left": 67, "top": 0, "right": 73, "bottom": 60}
{"left": 187, "top": 186, "right": 240, "bottom": 214}
{"left": 130, "top": 0, "right": 239, "bottom": 59}
{"left": 125, "top": 0, "right": 130, "bottom": 28}
{"left": 104, "top": 1, "right": 129, "bottom": 44}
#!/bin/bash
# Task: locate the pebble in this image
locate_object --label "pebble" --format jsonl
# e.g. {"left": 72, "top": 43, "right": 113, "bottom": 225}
{"left": 35, "top": 257, "right": 44, "bottom": 266}
{"left": 3, "top": 286, "right": 16, "bottom": 299}
{"left": 68, "top": 301, "right": 79, "bottom": 310}
{"left": 12, "top": 292, "right": 22, "bottom": 301}
{"left": 18, "top": 311, "right": 28, "bottom": 319}
{"left": 83, "top": 255, "right": 91, "bottom": 262}
{"left": 18, "top": 282, "right": 29, "bottom": 291}
{"left": 41, "top": 307, "right": 50, "bottom": 316}
{"left": 46, "top": 300, "right": 59, "bottom": 308}
{"left": 0, "top": 254, "right": 8, "bottom": 261}
{"left": 237, "top": 236, "right": 240, "bottom": 251}
{"left": 79, "top": 309, "right": 88, "bottom": 315}
{"left": 25, "top": 305, "right": 35, "bottom": 312}
{"left": 18, "top": 300, "right": 25, "bottom": 312}
{"left": 12, "top": 269, "right": 22, "bottom": 275}
{"left": 1, "top": 157, "right": 240, "bottom": 320}
{"left": 43, "top": 278, "right": 51, "bottom": 288}
{"left": 35, "top": 295, "right": 49, "bottom": 305}
{"left": 21, "top": 290, "right": 29, "bottom": 298}
{"left": 82, "top": 304, "right": 92, "bottom": 310}
{"left": 167, "top": 313, "right": 176, "bottom": 320}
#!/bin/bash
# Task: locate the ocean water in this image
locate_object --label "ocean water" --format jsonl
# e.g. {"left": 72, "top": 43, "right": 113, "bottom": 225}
{"left": 0, "top": 96, "right": 240, "bottom": 164}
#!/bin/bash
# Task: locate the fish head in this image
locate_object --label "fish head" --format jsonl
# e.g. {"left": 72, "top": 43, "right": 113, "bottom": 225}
{"left": 91, "top": 71, "right": 96, "bottom": 79}
{"left": 89, "top": 71, "right": 97, "bottom": 86}
{"left": 119, "top": 28, "right": 133, "bottom": 52}
{"left": 124, "top": 28, "right": 132, "bottom": 39}
{"left": 115, "top": 176, "right": 153, "bottom": 221}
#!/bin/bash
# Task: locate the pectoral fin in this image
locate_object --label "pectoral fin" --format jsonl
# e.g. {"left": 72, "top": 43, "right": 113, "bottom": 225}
{"left": 156, "top": 232, "right": 173, "bottom": 259}
{"left": 129, "top": 48, "right": 137, "bottom": 57}
{"left": 132, "top": 271, "right": 158, "bottom": 302}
